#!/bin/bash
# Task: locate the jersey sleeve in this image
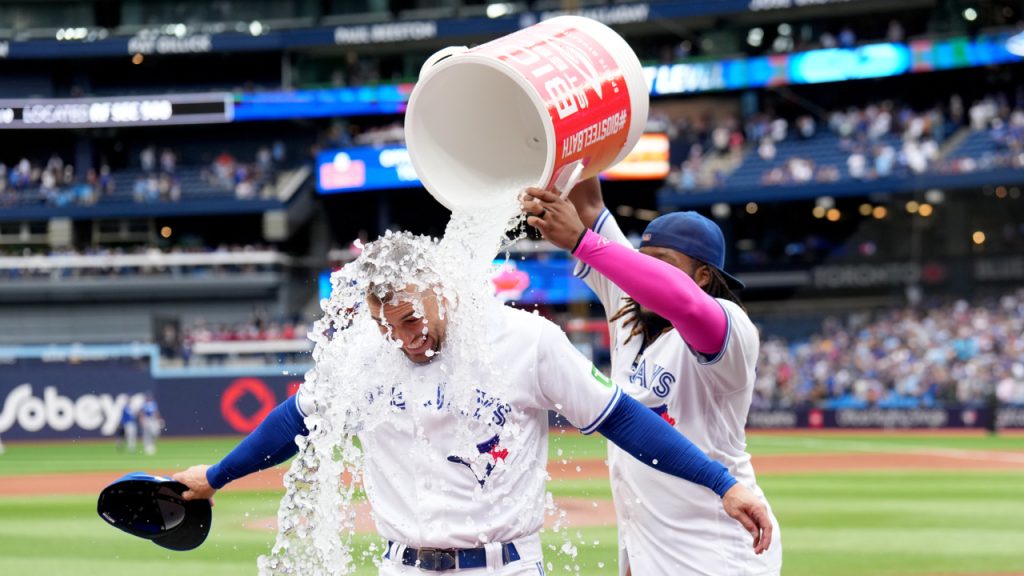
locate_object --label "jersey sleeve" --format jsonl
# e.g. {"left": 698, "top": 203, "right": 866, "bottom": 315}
{"left": 534, "top": 318, "right": 622, "bottom": 434}
{"left": 692, "top": 300, "right": 760, "bottom": 394}
{"left": 573, "top": 208, "right": 631, "bottom": 320}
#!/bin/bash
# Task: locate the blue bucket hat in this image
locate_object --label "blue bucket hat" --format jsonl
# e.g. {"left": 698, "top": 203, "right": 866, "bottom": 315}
{"left": 640, "top": 211, "right": 744, "bottom": 289}
{"left": 97, "top": 472, "right": 211, "bottom": 551}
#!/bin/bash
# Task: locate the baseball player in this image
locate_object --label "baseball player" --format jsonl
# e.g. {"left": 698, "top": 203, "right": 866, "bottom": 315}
{"left": 140, "top": 394, "right": 163, "bottom": 455}
{"left": 174, "top": 231, "right": 772, "bottom": 575}
{"left": 117, "top": 402, "right": 138, "bottom": 453}
{"left": 523, "top": 180, "right": 783, "bottom": 576}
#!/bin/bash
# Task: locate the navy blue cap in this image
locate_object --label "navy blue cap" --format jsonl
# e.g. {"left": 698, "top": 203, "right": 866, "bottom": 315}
{"left": 640, "top": 211, "right": 744, "bottom": 289}
{"left": 97, "top": 472, "right": 211, "bottom": 551}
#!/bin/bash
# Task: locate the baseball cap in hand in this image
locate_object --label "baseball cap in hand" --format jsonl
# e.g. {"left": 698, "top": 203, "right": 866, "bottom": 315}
{"left": 640, "top": 211, "right": 744, "bottom": 289}
{"left": 97, "top": 472, "right": 212, "bottom": 551}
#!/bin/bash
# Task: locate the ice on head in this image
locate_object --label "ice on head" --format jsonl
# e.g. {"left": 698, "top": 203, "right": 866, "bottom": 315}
{"left": 258, "top": 202, "right": 531, "bottom": 576}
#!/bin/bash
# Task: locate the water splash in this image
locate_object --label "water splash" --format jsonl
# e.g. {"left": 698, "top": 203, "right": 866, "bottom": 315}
{"left": 257, "top": 192, "right": 580, "bottom": 575}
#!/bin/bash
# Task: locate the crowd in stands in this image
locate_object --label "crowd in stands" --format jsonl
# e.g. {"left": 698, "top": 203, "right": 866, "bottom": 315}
{"left": 643, "top": 18, "right": 910, "bottom": 63}
{"left": 660, "top": 93, "right": 1010, "bottom": 193}
{"left": 0, "top": 143, "right": 287, "bottom": 208}
{"left": 177, "top": 314, "right": 310, "bottom": 366}
{"left": 651, "top": 112, "right": 745, "bottom": 191}
{"left": 0, "top": 244, "right": 279, "bottom": 279}
{"left": 756, "top": 102, "right": 948, "bottom": 186}
{"left": 320, "top": 119, "right": 406, "bottom": 151}
{"left": 939, "top": 91, "right": 1024, "bottom": 174}
{"left": 753, "top": 290, "right": 1024, "bottom": 409}
{"left": 0, "top": 155, "right": 115, "bottom": 208}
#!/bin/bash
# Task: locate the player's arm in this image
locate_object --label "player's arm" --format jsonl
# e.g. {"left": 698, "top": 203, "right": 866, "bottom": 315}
{"left": 535, "top": 320, "right": 771, "bottom": 553}
{"left": 173, "top": 394, "right": 310, "bottom": 501}
{"left": 565, "top": 176, "right": 604, "bottom": 229}
{"left": 526, "top": 179, "right": 630, "bottom": 319}
{"left": 525, "top": 188, "right": 727, "bottom": 356}
{"left": 595, "top": 394, "right": 771, "bottom": 554}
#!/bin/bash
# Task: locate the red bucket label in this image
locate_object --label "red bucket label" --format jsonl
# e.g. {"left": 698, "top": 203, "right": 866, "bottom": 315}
{"left": 474, "top": 21, "right": 632, "bottom": 189}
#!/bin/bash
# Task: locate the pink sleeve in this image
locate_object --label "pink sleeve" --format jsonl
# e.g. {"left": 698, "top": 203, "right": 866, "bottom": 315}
{"left": 573, "top": 229, "right": 727, "bottom": 356}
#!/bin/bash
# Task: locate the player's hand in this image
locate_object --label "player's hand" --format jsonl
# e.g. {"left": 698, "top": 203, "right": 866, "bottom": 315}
{"left": 173, "top": 465, "right": 217, "bottom": 505}
{"left": 520, "top": 187, "right": 587, "bottom": 252}
{"left": 722, "top": 483, "right": 772, "bottom": 554}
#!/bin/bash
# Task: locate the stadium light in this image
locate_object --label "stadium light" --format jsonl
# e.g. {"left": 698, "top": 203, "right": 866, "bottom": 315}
{"left": 711, "top": 203, "right": 731, "bottom": 219}
{"left": 56, "top": 27, "right": 89, "bottom": 41}
{"left": 160, "top": 226, "right": 172, "bottom": 239}
{"left": 1008, "top": 31, "right": 1024, "bottom": 57}
{"left": 963, "top": 8, "right": 978, "bottom": 22}
{"left": 745, "top": 202, "right": 758, "bottom": 215}
{"left": 924, "top": 189, "right": 945, "bottom": 204}
{"left": 917, "top": 203, "right": 933, "bottom": 217}
{"left": 634, "top": 208, "right": 660, "bottom": 221}
{"left": 872, "top": 206, "right": 888, "bottom": 219}
{"left": 812, "top": 206, "right": 826, "bottom": 219}
{"left": 905, "top": 200, "right": 919, "bottom": 213}
{"left": 249, "top": 21, "right": 264, "bottom": 36}
{"left": 486, "top": 3, "right": 513, "bottom": 19}
{"left": 825, "top": 208, "right": 841, "bottom": 222}
{"left": 858, "top": 203, "right": 873, "bottom": 216}
{"left": 972, "top": 231, "right": 986, "bottom": 245}
{"left": 747, "top": 28, "right": 764, "bottom": 48}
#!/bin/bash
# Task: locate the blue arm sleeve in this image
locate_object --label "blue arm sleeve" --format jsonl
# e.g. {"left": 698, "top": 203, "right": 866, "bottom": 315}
{"left": 206, "top": 395, "right": 310, "bottom": 489}
{"left": 595, "top": 394, "right": 737, "bottom": 497}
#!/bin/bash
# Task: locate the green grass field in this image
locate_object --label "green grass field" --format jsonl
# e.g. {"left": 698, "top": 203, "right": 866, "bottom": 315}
{"left": 1, "top": 432, "right": 1022, "bottom": 576}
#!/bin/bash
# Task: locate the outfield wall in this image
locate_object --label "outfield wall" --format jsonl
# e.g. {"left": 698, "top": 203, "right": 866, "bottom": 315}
{"left": 1, "top": 352, "right": 1021, "bottom": 440}
{"left": 0, "top": 349, "right": 302, "bottom": 441}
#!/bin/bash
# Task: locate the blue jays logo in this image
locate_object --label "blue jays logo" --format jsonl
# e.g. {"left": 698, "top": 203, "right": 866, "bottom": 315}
{"left": 629, "top": 358, "right": 675, "bottom": 398}
{"left": 651, "top": 404, "right": 676, "bottom": 426}
{"left": 447, "top": 435, "right": 509, "bottom": 487}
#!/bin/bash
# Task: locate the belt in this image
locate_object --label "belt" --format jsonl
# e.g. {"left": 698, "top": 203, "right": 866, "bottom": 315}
{"left": 386, "top": 541, "right": 520, "bottom": 571}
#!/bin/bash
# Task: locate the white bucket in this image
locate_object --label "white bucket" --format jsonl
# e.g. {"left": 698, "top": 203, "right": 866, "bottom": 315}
{"left": 405, "top": 16, "right": 649, "bottom": 216}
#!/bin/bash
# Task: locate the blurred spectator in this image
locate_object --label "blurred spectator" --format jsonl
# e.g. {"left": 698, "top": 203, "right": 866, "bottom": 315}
{"left": 796, "top": 115, "right": 816, "bottom": 139}
{"left": 838, "top": 26, "right": 856, "bottom": 48}
{"left": 140, "top": 145, "right": 156, "bottom": 172}
{"left": 754, "top": 290, "right": 1024, "bottom": 409}
{"left": 886, "top": 20, "right": 905, "bottom": 43}
{"left": 160, "top": 148, "right": 177, "bottom": 174}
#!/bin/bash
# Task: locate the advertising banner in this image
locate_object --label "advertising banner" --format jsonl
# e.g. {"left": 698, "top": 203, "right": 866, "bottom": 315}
{"left": 316, "top": 147, "right": 419, "bottom": 194}
{"left": 746, "top": 407, "right": 1022, "bottom": 429}
{"left": 158, "top": 375, "right": 303, "bottom": 436}
{"left": 0, "top": 358, "right": 152, "bottom": 440}
{"left": 0, "top": 93, "right": 232, "bottom": 130}
{"left": 0, "top": 355, "right": 304, "bottom": 440}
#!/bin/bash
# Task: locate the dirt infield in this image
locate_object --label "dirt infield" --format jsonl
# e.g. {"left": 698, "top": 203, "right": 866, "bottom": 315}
{"left": 4, "top": 448, "right": 1024, "bottom": 497}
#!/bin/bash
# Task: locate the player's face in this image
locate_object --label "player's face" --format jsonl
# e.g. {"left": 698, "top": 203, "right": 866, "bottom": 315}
{"left": 367, "top": 288, "right": 448, "bottom": 364}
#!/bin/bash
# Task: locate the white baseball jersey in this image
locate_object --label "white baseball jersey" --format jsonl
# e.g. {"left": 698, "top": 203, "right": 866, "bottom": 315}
{"left": 575, "top": 210, "right": 782, "bottom": 576}
{"left": 302, "top": 301, "right": 621, "bottom": 559}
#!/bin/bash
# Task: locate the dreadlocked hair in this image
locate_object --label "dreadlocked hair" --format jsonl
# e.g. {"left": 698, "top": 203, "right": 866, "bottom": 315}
{"left": 609, "top": 297, "right": 654, "bottom": 346}
{"left": 705, "top": 266, "right": 746, "bottom": 312}
{"left": 609, "top": 261, "right": 745, "bottom": 346}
